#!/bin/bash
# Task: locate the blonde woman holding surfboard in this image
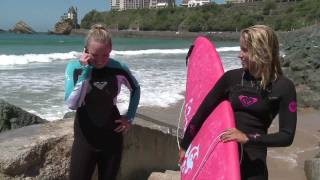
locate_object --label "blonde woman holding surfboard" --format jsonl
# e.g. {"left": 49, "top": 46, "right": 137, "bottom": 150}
{"left": 180, "top": 25, "right": 297, "bottom": 180}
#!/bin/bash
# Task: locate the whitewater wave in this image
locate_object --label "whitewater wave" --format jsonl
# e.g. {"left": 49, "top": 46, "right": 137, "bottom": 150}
{"left": 0, "top": 47, "right": 240, "bottom": 66}
{"left": 0, "top": 51, "right": 80, "bottom": 65}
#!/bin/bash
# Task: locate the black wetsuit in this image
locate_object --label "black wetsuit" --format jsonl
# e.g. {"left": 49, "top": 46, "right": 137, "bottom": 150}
{"left": 65, "top": 59, "right": 140, "bottom": 180}
{"left": 181, "top": 68, "right": 297, "bottom": 180}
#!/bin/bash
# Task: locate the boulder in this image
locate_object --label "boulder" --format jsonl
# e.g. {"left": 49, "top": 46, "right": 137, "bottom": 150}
{"left": 148, "top": 170, "right": 180, "bottom": 180}
{"left": 305, "top": 158, "right": 320, "bottom": 180}
{"left": 63, "top": 111, "right": 75, "bottom": 119}
{"left": 0, "top": 99, "right": 47, "bottom": 133}
{"left": 0, "top": 117, "right": 179, "bottom": 179}
{"left": 10, "top": 21, "right": 35, "bottom": 34}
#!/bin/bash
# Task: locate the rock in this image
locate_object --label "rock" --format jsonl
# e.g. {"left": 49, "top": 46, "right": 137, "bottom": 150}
{"left": 0, "top": 29, "right": 5, "bottom": 32}
{"left": 49, "top": 19, "right": 73, "bottom": 35}
{"left": 0, "top": 117, "right": 179, "bottom": 179}
{"left": 280, "top": 24, "right": 320, "bottom": 109}
{"left": 305, "top": 158, "right": 320, "bottom": 180}
{"left": 0, "top": 119, "right": 72, "bottom": 179}
{"left": 0, "top": 99, "right": 47, "bottom": 133}
{"left": 148, "top": 170, "right": 180, "bottom": 180}
{"left": 63, "top": 111, "right": 75, "bottom": 119}
{"left": 10, "top": 21, "right": 35, "bottom": 34}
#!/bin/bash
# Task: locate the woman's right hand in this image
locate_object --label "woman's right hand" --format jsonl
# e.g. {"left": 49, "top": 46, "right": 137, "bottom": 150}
{"left": 178, "top": 148, "right": 186, "bottom": 166}
{"left": 80, "top": 48, "right": 93, "bottom": 66}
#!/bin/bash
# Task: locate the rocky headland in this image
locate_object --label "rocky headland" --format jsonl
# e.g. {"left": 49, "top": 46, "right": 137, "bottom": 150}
{"left": 48, "top": 19, "right": 74, "bottom": 35}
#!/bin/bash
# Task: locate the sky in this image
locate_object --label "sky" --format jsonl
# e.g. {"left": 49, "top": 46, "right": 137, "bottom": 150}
{"left": 0, "top": 0, "right": 224, "bottom": 32}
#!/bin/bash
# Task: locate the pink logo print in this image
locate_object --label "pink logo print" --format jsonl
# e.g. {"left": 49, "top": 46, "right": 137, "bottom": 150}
{"left": 239, "top": 95, "right": 258, "bottom": 107}
{"left": 289, "top": 101, "right": 297, "bottom": 112}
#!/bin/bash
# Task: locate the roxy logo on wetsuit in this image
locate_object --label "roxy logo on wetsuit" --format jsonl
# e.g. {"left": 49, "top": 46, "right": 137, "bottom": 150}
{"left": 93, "top": 81, "right": 108, "bottom": 90}
{"left": 238, "top": 95, "right": 258, "bottom": 107}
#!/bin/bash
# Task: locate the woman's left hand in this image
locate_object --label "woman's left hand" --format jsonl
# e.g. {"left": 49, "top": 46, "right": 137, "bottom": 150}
{"left": 114, "top": 116, "right": 131, "bottom": 133}
{"left": 220, "top": 128, "right": 249, "bottom": 144}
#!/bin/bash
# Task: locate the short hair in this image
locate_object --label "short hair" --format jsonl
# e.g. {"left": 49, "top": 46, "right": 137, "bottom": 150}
{"left": 85, "top": 24, "right": 112, "bottom": 48}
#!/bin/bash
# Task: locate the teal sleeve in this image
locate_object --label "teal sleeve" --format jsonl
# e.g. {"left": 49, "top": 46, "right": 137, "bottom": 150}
{"left": 64, "top": 60, "right": 91, "bottom": 108}
{"left": 108, "top": 59, "right": 140, "bottom": 122}
{"left": 122, "top": 63, "right": 140, "bottom": 122}
{"left": 127, "top": 77, "right": 140, "bottom": 122}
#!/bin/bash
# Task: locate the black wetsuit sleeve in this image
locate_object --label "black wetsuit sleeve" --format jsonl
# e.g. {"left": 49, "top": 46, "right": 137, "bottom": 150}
{"left": 180, "top": 72, "right": 231, "bottom": 150}
{"left": 247, "top": 80, "right": 297, "bottom": 147}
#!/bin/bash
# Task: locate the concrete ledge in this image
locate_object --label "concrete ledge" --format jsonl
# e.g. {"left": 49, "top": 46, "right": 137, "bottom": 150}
{"left": 0, "top": 117, "right": 179, "bottom": 179}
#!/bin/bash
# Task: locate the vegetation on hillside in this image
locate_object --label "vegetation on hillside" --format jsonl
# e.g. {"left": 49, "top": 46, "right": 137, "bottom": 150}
{"left": 81, "top": 0, "right": 319, "bottom": 32}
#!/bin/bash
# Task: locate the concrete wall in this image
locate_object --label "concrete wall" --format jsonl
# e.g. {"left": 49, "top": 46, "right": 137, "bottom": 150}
{"left": 0, "top": 118, "right": 180, "bottom": 180}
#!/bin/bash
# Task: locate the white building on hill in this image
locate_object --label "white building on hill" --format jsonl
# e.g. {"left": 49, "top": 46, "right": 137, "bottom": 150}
{"left": 187, "top": 0, "right": 210, "bottom": 7}
{"left": 110, "top": 0, "right": 174, "bottom": 10}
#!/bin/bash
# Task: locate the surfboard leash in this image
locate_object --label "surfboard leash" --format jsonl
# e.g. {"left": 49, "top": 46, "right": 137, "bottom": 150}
{"left": 191, "top": 134, "right": 244, "bottom": 179}
{"left": 192, "top": 132, "right": 226, "bottom": 180}
{"left": 176, "top": 99, "right": 185, "bottom": 150}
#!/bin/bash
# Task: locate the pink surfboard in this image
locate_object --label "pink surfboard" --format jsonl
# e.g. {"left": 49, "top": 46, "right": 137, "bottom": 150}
{"left": 181, "top": 36, "right": 240, "bottom": 180}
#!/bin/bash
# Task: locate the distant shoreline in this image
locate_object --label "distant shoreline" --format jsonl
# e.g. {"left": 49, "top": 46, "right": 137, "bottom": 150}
{"left": 71, "top": 29, "right": 240, "bottom": 41}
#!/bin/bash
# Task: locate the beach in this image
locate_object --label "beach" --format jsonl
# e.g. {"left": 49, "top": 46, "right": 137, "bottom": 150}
{"left": 268, "top": 108, "right": 320, "bottom": 180}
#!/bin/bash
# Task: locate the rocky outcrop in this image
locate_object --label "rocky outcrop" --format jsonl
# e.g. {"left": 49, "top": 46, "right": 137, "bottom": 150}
{"left": 148, "top": 170, "right": 180, "bottom": 180}
{"left": 0, "top": 117, "right": 179, "bottom": 179}
{"left": 10, "top": 21, "right": 35, "bottom": 34}
{"left": 0, "top": 99, "right": 47, "bottom": 133}
{"left": 49, "top": 19, "right": 73, "bottom": 35}
{"left": 280, "top": 24, "right": 320, "bottom": 109}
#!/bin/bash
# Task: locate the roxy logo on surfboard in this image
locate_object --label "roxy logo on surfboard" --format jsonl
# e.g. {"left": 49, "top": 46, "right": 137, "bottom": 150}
{"left": 181, "top": 144, "right": 200, "bottom": 174}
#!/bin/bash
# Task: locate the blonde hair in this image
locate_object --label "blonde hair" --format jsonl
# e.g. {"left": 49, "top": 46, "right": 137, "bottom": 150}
{"left": 85, "top": 24, "right": 112, "bottom": 47}
{"left": 240, "top": 25, "right": 282, "bottom": 89}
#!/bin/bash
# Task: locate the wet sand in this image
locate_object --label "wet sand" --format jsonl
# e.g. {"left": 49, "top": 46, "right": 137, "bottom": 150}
{"left": 267, "top": 108, "right": 320, "bottom": 180}
{"left": 136, "top": 102, "right": 320, "bottom": 180}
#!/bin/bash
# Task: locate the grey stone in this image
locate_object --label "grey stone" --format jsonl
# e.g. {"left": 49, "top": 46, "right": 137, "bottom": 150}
{"left": 0, "top": 99, "right": 47, "bottom": 133}
{"left": 148, "top": 170, "right": 180, "bottom": 180}
{"left": 62, "top": 111, "right": 75, "bottom": 119}
{"left": 305, "top": 158, "right": 320, "bottom": 180}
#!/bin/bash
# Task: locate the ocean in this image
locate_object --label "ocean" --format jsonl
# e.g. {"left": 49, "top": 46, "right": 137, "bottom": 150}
{"left": 0, "top": 32, "right": 241, "bottom": 121}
